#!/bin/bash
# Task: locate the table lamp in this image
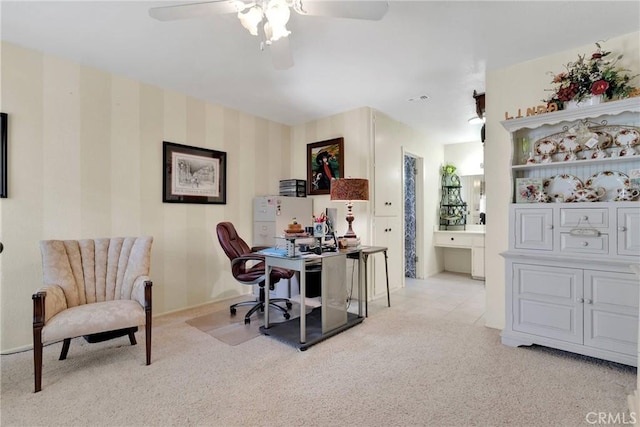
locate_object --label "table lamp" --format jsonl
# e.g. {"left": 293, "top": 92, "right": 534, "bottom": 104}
{"left": 330, "top": 178, "right": 369, "bottom": 238}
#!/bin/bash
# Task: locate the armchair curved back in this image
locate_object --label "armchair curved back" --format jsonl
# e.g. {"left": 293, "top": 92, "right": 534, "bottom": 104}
{"left": 40, "top": 236, "right": 153, "bottom": 307}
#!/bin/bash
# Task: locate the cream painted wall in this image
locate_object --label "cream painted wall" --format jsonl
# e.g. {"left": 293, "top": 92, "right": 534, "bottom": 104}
{"left": 290, "top": 107, "right": 372, "bottom": 237}
{"left": 484, "top": 32, "right": 640, "bottom": 330}
{"left": 0, "top": 42, "right": 292, "bottom": 352}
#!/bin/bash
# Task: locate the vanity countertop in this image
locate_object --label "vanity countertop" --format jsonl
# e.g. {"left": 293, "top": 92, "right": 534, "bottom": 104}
{"left": 434, "top": 226, "right": 485, "bottom": 235}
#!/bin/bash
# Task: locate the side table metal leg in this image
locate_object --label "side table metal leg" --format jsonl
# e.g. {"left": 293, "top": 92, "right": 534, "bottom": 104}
{"left": 384, "top": 250, "right": 390, "bottom": 307}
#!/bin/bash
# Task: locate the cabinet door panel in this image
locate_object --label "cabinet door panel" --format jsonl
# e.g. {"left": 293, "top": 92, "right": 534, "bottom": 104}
{"left": 584, "top": 270, "right": 639, "bottom": 355}
{"left": 587, "top": 311, "right": 638, "bottom": 354}
{"left": 514, "top": 209, "right": 553, "bottom": 250}
{"left": 373, "top": 216, "right": 402, "bottom": 298}
{"left": 617, "top": 208, "right": 640, "bottom": 256}
{"left": 512, "top": 264, "right": 582, "bottom": 343}
{"left": 373, "top": 135, "right": 401, "bottom": 216}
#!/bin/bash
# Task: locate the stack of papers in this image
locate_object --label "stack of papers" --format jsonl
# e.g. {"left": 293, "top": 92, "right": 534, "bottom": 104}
{"left": 258, "top": 247, "right": 288, "bottom": 256}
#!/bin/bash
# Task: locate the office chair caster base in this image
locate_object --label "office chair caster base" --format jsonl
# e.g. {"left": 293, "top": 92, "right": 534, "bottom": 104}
{"left": 244, "top": 318, "right": 251, "bottom": 325}
{"left": 283, "top": 313, "right": 291, "bottom": 320}
{"left": 286, "top": 302, "right": 293, "bottom": 309}
{"left": 230, "top": 307, "right": 237, "bottom": 316}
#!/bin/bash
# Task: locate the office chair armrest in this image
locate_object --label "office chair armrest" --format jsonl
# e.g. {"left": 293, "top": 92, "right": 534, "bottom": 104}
{"left": 250, "top": 245, "right": 270, "bottom": 252}
{"left": 231, "top": 254, "right": 265, "bottom": 268}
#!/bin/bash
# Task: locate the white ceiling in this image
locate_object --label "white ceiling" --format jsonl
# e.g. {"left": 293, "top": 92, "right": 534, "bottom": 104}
{"left": 1, "top": 1, "right": 639, "bottom": 145}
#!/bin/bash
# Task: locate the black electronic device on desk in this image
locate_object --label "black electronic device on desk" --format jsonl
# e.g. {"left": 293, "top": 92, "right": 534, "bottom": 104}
{"left": 317, "top": 232, "right": 338, "bottom": 254}
{"left": 299, "top": 232, "right": 338, "bottom": 255}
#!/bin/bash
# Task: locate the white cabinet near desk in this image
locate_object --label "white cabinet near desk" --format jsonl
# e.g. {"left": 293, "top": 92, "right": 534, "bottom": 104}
{"left": 372, "top": 216, "right": 401, "bottom": 298}
{"left": 434, "top": 230, "right": 485, "bottom": 280}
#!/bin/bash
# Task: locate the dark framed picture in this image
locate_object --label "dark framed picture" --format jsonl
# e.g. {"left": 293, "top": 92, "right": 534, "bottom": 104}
{"left": 0, "top": 113, "right": 7, "bottom": 198}
{"left": 307, "top": 137, "right": 344, "bottom": 195}
{"left": 163, "top": 141, "right": 227, "bottom": 204}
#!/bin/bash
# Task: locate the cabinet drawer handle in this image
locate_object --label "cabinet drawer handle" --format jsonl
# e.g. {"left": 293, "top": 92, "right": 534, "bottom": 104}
{"left": 618, "top": 226, "right": 627, "bottom": 232}
{"left": 581, "top": 216, "right": 588, "bottom": 221}
{"left": 581, "top": 241, "right": 588, "bottom": 247}
{"left": 577, "top": 298, "right": 584, "bottom": 303}
{"left": 545, "top": 225, "right": 553, "bottom": 230}
{"left": 585, "top": 299, "right": 592, "bottom": 305}
{"left": 450, "top": 237, "right": 455, "bottom": 241}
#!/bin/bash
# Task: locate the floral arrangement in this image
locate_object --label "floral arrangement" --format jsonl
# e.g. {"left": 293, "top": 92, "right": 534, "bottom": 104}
{"left": 441, "top": 164, "right": 456, "bottom": 175}
{"left": 544, "top": 42, "right": 638, "bottom": 108}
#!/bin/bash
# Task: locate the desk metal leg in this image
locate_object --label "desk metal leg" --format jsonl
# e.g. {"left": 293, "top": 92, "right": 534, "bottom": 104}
{"left": 358, "top": 254, "right": 364, "bottom": 318}
{"left": 299, "top": 265, "right": 306, "bottom": 344}
{"left": 384, "top": 250, "right": 390, "bottom": 307}
{"left": 363, "top": 254, "right": 369, "bottom": 318}
{"left": 264, "top": 264, "right": 271, "bottom": 328}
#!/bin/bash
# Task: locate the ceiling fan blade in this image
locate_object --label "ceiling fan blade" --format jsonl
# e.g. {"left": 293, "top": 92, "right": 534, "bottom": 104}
{"left": 270, "top": 37, "right": 294, "bottom": 70}
{"left": 294, "top": 0, "right": 389, "bottom": 20}
{"left": 149, "top": 1, "right": 239, "bottom": 21}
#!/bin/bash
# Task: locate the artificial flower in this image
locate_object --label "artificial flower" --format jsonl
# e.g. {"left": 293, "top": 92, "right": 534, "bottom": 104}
{"left": 544, "top": 42, "right": 638, "bottom": 109}
{"left": 590, "top": 79, "right": 609, "bottom": 96}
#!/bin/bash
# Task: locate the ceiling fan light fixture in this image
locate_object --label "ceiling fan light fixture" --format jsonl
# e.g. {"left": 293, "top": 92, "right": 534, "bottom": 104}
{"left": 238, "top": 6, "right": 263, "bottom": 36}
{"left": 264, "top": 0, "right": 291, "bottom": 43}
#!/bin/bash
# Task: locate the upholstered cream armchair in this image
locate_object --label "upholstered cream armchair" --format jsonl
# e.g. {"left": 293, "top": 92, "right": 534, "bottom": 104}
{"left": 32, "top": 237, "right": 153, "bottom": 393}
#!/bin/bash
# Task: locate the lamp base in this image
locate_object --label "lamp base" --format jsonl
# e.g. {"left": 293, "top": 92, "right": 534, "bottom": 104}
{"left": 344, "top": 214, "right": 356, "bottom": 239}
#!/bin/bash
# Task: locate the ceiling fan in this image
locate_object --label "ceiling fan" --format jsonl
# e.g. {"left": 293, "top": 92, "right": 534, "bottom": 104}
{"left": 149, "top": 0, "right": 389, "bottom": 70}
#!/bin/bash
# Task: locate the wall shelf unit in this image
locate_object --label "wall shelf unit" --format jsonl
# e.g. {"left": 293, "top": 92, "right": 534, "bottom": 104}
{"left": 439, "top": 173, "right": 467, "bottom": 230}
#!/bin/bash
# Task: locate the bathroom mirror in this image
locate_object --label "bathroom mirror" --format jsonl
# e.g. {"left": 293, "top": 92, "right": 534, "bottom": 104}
{"left": 459, "top": 175, "right": 485, "bottom": 225}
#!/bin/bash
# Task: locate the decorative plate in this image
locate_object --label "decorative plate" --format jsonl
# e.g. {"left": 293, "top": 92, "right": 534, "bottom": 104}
{"left": 593, "top": 130, "right": 613, "bottom": 149}
{"left": 614, "top": 128, "right": 640, "bottom": 148}
{"left": 543, "top": 174, "right": 583, "bottom": 202}
{"left": 559, "top": 135, "right": 581, "bottom": 153}
{"left": 584, "top": 171, "right": 630, "bottom": 202}
{"left": 534, "top": 139, "right": 558, "bottom": 155}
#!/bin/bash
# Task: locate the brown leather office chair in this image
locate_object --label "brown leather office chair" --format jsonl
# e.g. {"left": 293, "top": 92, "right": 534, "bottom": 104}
{"left": 216, "top": 222, "right": 293, "bottom": 324}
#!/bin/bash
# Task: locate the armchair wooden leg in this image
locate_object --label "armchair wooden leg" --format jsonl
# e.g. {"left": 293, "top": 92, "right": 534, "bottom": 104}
{"left": 144, "top": 280, "right": 152, "bottom": 366}
{"left": 59, "top": 338, "right": 71, "bottom": 360}
{"left": 32, "top": 292, "right": 45, "bottom": 393}
{"left": 33, "top": 330, "right": 43, "bottom": 393}
{"left": 128, "top": 329, "right": 137, "bottom": 346}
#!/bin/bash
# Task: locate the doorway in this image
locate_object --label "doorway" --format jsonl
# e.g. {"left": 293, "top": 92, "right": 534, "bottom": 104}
{"left": 404, "top": 152, "right": 423, "bottom": 279}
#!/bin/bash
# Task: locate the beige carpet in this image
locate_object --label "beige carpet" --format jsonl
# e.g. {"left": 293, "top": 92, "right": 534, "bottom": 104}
{"left": 0, "top": 292, "right": 636, "bottom": 426}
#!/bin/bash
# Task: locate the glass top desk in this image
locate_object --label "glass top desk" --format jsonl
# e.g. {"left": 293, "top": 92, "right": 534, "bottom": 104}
{"left": 260, "top": 245, "right": 364, "bottom": 350}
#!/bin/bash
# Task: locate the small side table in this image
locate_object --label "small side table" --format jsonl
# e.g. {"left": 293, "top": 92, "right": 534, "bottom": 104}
{"left": 348, "top": 246, "right": 390, "bottom": 317}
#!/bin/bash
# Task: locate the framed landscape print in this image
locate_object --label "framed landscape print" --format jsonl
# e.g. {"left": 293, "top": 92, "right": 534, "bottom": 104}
{"left": 307, "top": 137, "right": 344, "bottom": 195}
{"left": 163, "top": 141, "right": 227, "bottom": 204}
